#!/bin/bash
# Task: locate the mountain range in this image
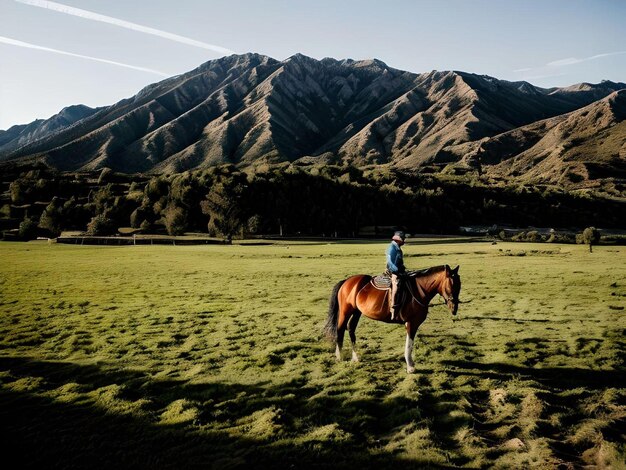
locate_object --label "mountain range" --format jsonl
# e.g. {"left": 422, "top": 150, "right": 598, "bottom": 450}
{"left": 1, "top": 53, "right": 624, "bottom": 189}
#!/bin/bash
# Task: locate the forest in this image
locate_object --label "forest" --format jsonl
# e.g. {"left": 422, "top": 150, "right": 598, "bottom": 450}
{"left": 1, "top": 162, "right": 624, "bottom": 241}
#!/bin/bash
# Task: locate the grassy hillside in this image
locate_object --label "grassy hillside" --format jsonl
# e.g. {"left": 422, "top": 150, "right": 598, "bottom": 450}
{"left": 0, "top": 240, "right": 624, "bottom": 468}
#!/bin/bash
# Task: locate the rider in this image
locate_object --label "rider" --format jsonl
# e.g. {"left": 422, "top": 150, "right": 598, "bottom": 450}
{"left": 386, "top": 231, "right": 407, "bottom": 320}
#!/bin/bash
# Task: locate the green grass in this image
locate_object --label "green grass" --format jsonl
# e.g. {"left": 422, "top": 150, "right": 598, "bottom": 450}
{"left": 0, "top": 240, "right": 624, "bottom": 469}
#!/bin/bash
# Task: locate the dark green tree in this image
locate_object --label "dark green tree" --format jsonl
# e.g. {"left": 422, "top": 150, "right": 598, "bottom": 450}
{"left": 38, "top": 197, "right": 63, "bottom": 237}
{"left": 200, "top": 172, "right": 247, "bottom": 239}
{"left": 93, "top": 184, "right": 115, "bottom": 214}
{"left": 9, "top": 180, "right": 25, "bottom": 204}
{"left": 163, "top": 204, "right": 188, "bottom": 236}
{"left": 139, "top": 219, "right": 152, "bottom": 232}
{"left": 581, "top": 226, "right": 601, "bottom": 253}
{"left": 18, "top": 216, "right": 38, "bottom": 240}
{"left": 86, "top": 213, "right": 116, "bottom": 236}
{"left": 61, "top": 197, "right": 91, "bottom": 230}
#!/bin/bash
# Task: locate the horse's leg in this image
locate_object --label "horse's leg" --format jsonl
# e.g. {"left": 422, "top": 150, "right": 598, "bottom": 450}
{"left": 347, "top": 311, "right": 362, "bottom": 362}
{"left": 336, "top": 326, "right": 344, "bottom": 361}
{"left": 404, "top": 321, "right": 419, "bottom": 374}
{"left": 336, "top": 307, "right": 353, "bottom": 361}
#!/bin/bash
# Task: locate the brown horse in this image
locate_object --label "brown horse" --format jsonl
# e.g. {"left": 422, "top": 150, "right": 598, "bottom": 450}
{"left": 323, "top": 265, "right": 461, "bottom": 373}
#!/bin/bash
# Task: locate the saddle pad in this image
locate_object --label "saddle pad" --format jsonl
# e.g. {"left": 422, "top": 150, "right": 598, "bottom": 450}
{"left": 372, "top": 274, "right": 392, "bottom": 289}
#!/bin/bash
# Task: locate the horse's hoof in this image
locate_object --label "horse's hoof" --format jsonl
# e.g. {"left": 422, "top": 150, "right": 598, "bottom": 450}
{"left": 407, "top": 366, "right": 416, "bottom": 374}
{"left": 351, "top": 355, "right": 360, "bottom": 363}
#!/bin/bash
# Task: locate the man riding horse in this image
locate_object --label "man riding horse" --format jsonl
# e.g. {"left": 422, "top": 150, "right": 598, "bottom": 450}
{"left": 386, "top": 230, "right": 406, "bottom": 320}
{"left": 324, "top": 245, "right": 461, "bottom": 372}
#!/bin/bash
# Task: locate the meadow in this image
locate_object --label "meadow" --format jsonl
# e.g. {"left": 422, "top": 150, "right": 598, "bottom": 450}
{"left": 0, "top": 239, "right": 624, "bottom": 469}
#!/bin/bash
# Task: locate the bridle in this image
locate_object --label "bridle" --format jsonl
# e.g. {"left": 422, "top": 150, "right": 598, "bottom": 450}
{"left": 402, "top": 271, "right": 461, "bottom": 310}
{"left": 442, "top": 274, "right": 460, "bottom": 312}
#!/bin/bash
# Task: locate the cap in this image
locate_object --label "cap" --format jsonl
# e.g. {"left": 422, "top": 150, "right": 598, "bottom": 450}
{"left": 392, "top": 231, "right": 406, "bottom": 242}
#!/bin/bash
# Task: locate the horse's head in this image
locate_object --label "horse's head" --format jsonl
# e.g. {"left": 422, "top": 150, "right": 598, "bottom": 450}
{"left": 441, "top": 265, "right": 461, "bottom": 315}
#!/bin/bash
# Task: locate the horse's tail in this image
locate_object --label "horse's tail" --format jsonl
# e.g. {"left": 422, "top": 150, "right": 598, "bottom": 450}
{"left": 323, "top": 279, "right": 345, "bottom": 342}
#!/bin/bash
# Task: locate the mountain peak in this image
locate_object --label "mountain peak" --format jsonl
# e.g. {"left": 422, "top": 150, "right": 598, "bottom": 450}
{"left": 285, "top": 53, "right": 318, "bottom": 64}
{"left": 552, "top": 79, "right": 626, "bottom": 94}
{"left": 353, "top": 58, "right": 389, "bottom": 69}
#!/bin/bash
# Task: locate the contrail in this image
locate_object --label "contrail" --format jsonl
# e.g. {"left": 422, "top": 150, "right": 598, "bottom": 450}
{"left": 0, "top": 35, "right": 171, "bottom": 77}
{"left": 547, "top": 51, "right": 626, "bottom": 67}
{"left": 514, "top": 50, "right": 626, "bottom": 77}
{"left": 15, "top": 0, "right": 236, "bottom": 55}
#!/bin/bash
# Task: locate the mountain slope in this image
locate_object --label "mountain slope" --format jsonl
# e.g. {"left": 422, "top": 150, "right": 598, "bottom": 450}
{"left": 156, "top": 55, "right": 426, "bottom": 172}
{"left": 493, "top": 90, "right": 626, "bottom": 185}
{"left": 442, "top": 90, "right": 626, "bottom": 188}
{"left": 0, "top": 53, "right": 624, "bottom": 183}
{"left": 0, "top": 105, "right": 98, "bottom": 158}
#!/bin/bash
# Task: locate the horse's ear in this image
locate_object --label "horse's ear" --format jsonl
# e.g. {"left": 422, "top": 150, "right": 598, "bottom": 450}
{"left": 452, "top": 265, "right": 459, "bottom": 275}
{"left": 445, "top": 265, "right": 451, "bottom": 275}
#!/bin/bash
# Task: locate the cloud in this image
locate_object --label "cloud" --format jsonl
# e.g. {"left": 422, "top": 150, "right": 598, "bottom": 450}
{"left": 0, "top": 35, "right": 171, "bottom": 77}
{"left": 514, "top": 50, "right": 626, "bottom": 79}
{"left": 15, "top": 0, "right": 236, "bottom": 55}
{"left": 546, "top": 57, "right": 580, "bottom": 67}
{"left": 547, "top": 51, "right": 626, "bottom": 67}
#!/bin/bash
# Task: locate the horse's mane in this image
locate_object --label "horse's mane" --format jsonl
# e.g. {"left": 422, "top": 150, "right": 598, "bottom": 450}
{"left": 407, "top": 265, "right": 447, "bottom": 278}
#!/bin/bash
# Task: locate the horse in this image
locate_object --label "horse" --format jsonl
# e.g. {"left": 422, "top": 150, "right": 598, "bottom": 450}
{"left": 323, "top": 265, "right": 461, "bottom": 373}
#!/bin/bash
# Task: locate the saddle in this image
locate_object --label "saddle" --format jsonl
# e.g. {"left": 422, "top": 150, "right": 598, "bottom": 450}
{"left": 371, "top": 273, "right": 392, "bottom": 289}
{"left": 370, "top": 273, "right": 409, "bottom": 321}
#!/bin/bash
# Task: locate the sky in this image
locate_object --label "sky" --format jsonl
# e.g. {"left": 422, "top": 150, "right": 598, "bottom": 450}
{"left": 1, "top": 0, "right": 625, "bottom": 130}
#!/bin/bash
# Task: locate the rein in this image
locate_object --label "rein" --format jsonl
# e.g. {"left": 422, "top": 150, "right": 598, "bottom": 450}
{"left": 407, "top": 278, "right": 428, "bottom": 308}
{"left": 408, "top": 272, "right": 467, "bottom": 308}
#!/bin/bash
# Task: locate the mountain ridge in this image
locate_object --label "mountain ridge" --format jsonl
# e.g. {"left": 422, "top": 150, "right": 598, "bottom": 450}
{"left": 1, "top": 53, "right": 624, "bottom": 189}
{"left": 0, "top": 104, "right": 99, "bottom": 156}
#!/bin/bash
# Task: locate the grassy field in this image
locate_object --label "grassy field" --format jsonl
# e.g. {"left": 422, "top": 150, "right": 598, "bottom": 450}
{"left": 0, "top": 239, "right": 624, "bottom": 469}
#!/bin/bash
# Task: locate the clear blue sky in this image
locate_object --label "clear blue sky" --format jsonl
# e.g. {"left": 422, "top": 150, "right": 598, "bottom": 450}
{"left": 1, "top": 0, "right": 625, "bottom": 130}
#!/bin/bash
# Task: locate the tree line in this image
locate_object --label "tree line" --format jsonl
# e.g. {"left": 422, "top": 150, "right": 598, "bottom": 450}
{"left": 2, "top": 163, "right": 624, "bottom": 240}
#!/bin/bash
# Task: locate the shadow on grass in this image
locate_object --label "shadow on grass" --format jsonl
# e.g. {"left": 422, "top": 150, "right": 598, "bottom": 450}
{"left": 0, "top": 356, "right": 458, "bottom": 470}
{"left": 445, "top": 359, "right": 626, "bottom": 467}
{"left": 442, "top": 359, "right": 626, "bottom": 390}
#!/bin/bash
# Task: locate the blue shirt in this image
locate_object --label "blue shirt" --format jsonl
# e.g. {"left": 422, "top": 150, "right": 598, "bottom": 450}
{"left": 386, "top": 241, "right": 405, "bottom": 274}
